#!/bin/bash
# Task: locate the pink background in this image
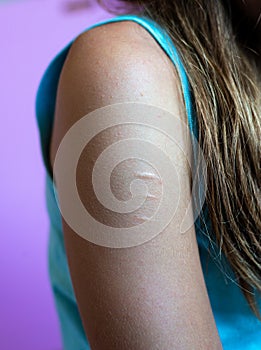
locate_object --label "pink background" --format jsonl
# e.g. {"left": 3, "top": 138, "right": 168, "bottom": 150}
{"left": 0, "top": 1, "right": 111, "bottom": 349}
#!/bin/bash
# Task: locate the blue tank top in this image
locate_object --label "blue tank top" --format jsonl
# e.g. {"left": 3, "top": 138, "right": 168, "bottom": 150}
{"left": 35, "top": 14, "right": 261, "bottom": 350}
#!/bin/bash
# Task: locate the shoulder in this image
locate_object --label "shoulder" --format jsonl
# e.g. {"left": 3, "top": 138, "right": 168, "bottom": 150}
{"left": 48, "top": 23, "right": 224, "bottom": 349}
{"left": 50, "top": 20, "right": 188, "bottom": 167}
{"left": 67, "top": 19, "right": 173, "bottom": 77}
{"left": 58, "top": 20, "right": 184, "bottom": 114}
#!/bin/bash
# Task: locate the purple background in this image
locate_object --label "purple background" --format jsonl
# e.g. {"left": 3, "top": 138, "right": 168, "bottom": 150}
{"left": 0, "top": 1, "right": 111, "bottom": 349}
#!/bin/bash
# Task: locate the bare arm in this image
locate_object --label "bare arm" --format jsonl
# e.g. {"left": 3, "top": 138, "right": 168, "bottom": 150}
{"left": 50, "top": 21, "right": 222, "bottom": 350}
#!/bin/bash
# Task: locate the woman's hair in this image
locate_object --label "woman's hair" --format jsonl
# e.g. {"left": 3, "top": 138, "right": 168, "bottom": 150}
{"left": 99, "top": 0, "right": 261, "bottom": 318}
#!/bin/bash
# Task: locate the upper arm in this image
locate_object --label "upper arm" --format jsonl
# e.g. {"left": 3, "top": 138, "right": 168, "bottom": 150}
{"left": 50, "top": 21, "right": 222, "bottom": 350}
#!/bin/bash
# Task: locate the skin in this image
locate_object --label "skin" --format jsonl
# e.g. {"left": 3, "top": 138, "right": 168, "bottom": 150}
{"left": 48, "top": 2, "right": 260, "bottom": 349}
{"left": 50, "top": 21, "right": 222, "bottom": 349}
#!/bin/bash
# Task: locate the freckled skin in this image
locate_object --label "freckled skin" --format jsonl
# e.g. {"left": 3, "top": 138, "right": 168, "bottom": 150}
{"left": 50, "top": 21, "right": 223, "bottom": 349}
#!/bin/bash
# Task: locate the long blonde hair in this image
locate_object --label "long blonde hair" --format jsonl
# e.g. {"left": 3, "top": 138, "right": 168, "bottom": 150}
{"left": 100, "top": 0, "right": 261, "bottom": 318}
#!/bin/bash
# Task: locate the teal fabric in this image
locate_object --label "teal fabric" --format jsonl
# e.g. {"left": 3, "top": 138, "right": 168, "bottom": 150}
{"left": 35, "top": 14, "right": 261, "bottom": 350}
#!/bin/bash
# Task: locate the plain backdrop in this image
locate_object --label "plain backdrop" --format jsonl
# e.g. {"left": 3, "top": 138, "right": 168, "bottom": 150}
{"left": 0, "top": 1, "right": 111, "bottom": 349}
